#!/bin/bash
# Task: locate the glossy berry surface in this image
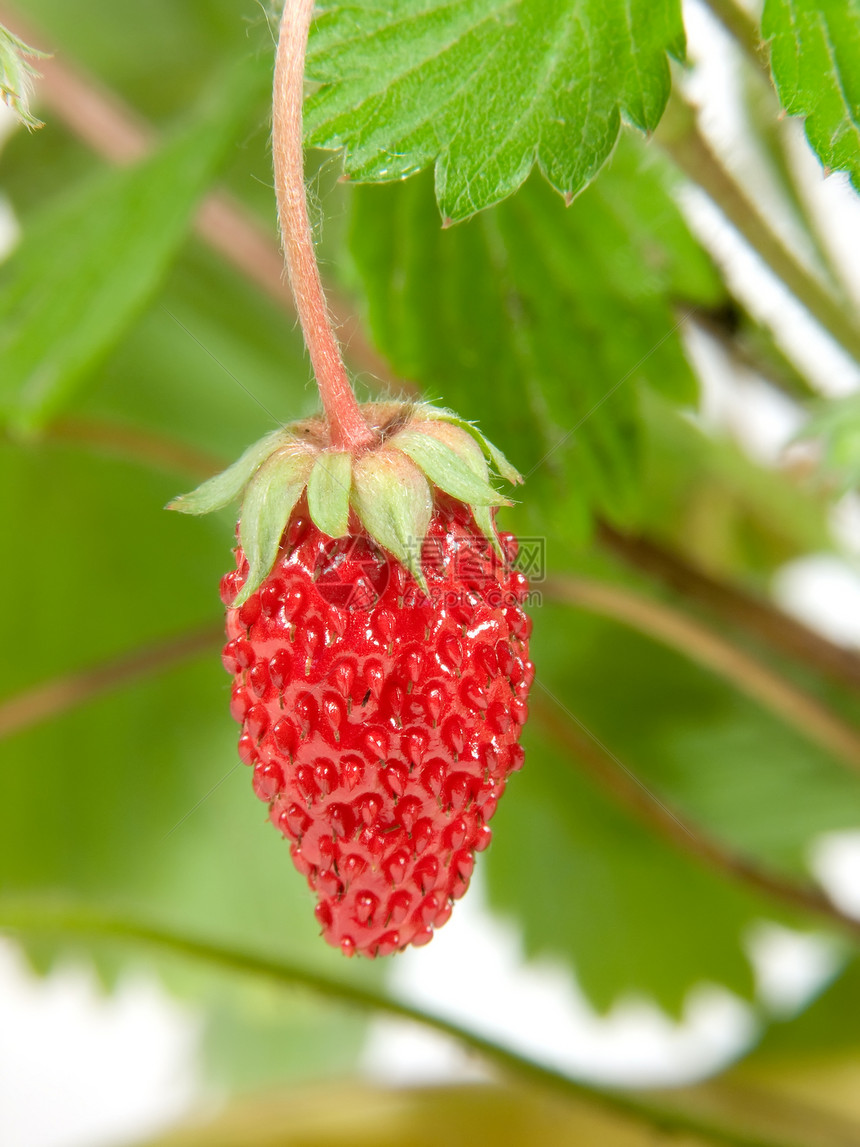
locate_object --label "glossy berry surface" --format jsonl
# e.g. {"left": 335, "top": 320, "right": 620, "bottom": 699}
{"left": 221, "top": 496, "right": 533, "bottom": 957}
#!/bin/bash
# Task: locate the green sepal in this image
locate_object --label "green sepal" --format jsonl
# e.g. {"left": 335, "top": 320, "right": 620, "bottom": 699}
{"left": 392, "top": 429, "right": 511, "bottom": 508}
{"left": 307, "top": 450, "right": 352, "bottom": 538}
{"left": 351, "top": 450, "right": 432, "bottom": 591}
{"left": 413, "top": 417, "right": 506, "bottom": 555}
{"left": 419, "top": 406, "right": 523, "bottom": 486}
{"left": 235, "top": 448, "right": 315, "bottom": 607}
{"left": 0, "top": 25, "right": 48, "bottom": 130}
{"left": 472, "top": 504, "right": 503, "bottom": 558}
{"left": 167, "top": 429, "right": 289, "bottom": 515}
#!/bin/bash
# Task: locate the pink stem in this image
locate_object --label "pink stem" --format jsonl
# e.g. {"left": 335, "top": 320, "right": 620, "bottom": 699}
{"left": 273, "top": 0, "right": 375, "bottom": 451}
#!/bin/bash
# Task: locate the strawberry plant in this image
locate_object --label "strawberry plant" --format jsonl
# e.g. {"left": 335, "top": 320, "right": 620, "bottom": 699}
{"left": 2, "top": 1, "right": 860, "bottom": 1144}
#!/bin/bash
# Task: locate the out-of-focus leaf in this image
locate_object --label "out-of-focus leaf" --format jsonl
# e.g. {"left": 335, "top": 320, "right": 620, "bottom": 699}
{"left": 485, "top": 598, "right": 860, "bottom": 1012}
{"left": 0, "top": 442, "right": 382, "bottom": 1063}
{"left": 201, "top": 984, "right": 367, "bottom": 1093}
{"left": 801, "top": 393, "right": 860, "bottom": 491}
{"left": 637, "top": 392, "right": 834, "bottom": 581}
{"left": 762, "top": 0, "right": 860, "bottom": 191}
{"left": 305, "top": 0, "right": 684, "bottom": 220}
{"left": 347, "top": 140, "right": 723, "bottom": 533}
{"left": 143, "top": 1080, "right": 707, "bottom": 1147}
{"left": 488, "top": 724, "right": 763, "bottom": 1014}
{"left": 746, "top": 959, "right": 860, "bottom": 1061}
{"left": 12, "top": 0, "right": 269, "bottom": 123}
{"left": 0, "top": 53, "right": 268, "bottom": 434}
{"left": 723, "top": 1056, "right": 860, "bottom": 1137}
{"left": 79, "top": 242, "right": 316, "bottom": 464}
{"left": 533, "top": 604, "right": 860, "bottom": 869}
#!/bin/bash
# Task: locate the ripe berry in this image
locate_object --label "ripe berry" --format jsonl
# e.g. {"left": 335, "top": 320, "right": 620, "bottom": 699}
{"left": 170, "top": 401, "right": 532, "bottom": 955}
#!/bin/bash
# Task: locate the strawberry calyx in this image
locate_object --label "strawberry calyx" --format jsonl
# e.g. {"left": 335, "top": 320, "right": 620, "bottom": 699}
{"left": 168, "top": 401, "right": 522, "bottom": 605}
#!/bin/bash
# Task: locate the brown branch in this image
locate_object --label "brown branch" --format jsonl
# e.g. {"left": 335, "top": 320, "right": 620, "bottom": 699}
{"left": 656, "top": 93, "right": 860, "bottom": 367}
{"left": 533, "top": 687, "right": 860, "bottom": 943}
{"left": 0, "top": 627, "right": 222, "bottom": 741}
{"left": 598, "top": 522, "right": 860, "bottom": 696}
{"left": 0, "top": 4, "right": 393, "bottom": 386}
{"left": 701, "top": 0, "right": 768, "bottom": 70}
{"left": 44, "top": 417, "right": 223, "bottom": 479}
{"left": 684, "top": 302, "right": 817, "bottom": 401}
{"left": 544, "top": 574, "right": 860, "bottom": 776}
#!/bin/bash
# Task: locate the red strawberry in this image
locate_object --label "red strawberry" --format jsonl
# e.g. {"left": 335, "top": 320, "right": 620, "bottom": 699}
{"left": 171, "top": 401, "right": 532, "bottom": 955}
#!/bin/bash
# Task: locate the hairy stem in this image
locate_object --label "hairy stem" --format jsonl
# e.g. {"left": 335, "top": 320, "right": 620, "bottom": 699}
{"left": 533, "top": 690, "right": 860, "bottom": 944}
{"left": 657, "top": 93, "right": 860, "bottom": 367}
{"left": 272, "top": 0, "right": 374, "bottom": 450}
{"left": 544, "top": 574, "right": 860, "bottom": 776}
{"left": 0, "top": 897, "right": 814, "bottom": 1147}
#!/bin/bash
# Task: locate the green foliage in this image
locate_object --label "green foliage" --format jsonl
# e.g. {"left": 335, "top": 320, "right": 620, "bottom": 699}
{"left": 0, "top": 55, "right": 269, "bottom": 434}
{"left": 488, "top": 724, "right": 763, "bottom": 1014}
{"left": 486, "top": 601, "right": 860, "bottom": 1013}
{"left": 347, "top": 140, "right": 723, "bottom": 531}
{"left": 802, "top": 392, "right": 860, "bottom": 490}
{"left": 763, "top": 0, "right": 860, "bottom": 189}
{"left": 305, "top": 0, "right": 685, "bottom": 220}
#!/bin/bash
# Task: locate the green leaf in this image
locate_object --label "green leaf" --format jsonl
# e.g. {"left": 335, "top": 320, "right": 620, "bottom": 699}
{"left": 801, "top": 392, "right": 860, "bottom": 491}
{"left": 307, "top": 450, "right": 352, "bottom": 537}
{"left": 392, "top": 428, "right": 510, "bottom": 506}
{"left": 0, "top": 445, "right": 324, "bottom": 952}
{"left": 168, "top": 430, "right": 290, "bottom": 515}
{"left": 0, "top": 438, "right": 379, "bottom": 1083}
{"left": 0, "top": 53, "right": 268, "bottom": 434}
{"left": 746, "top": 959, "right": 860, "bottom": 1062}
{"left": 305, "top": 0, "right": 685, "bottom": 220}
{"left": 237, "top": 449, "right": 315, "bottom": 605}
{"left": 763, "top": 0, "right": 860, "bottom": 191}
{"left": 347, "top": 141, "right": 722, "bottom": 529}
{"left": 638, "top": 391, "right": 835, "bottom": 577}
{"left": 486, "top": 598, "right": 860, "bottom": 1012}
{"left": 488, "top": 722, "right": 763, "bottom": 1014}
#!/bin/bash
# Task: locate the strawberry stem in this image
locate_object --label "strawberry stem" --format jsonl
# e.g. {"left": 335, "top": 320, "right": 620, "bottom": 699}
{"left": 272, "top": 0, "right": 375, "bottom": 451}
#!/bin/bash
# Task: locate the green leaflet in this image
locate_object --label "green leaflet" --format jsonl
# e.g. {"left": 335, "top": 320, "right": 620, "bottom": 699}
{"left": 307, "top": 450, "right": 352, "bottom": 537}
{"left": 236, "top": 449, "right": 315, "bottom": 606}
{"left": 763, "top": 0, "right": 860, "bottom": 190}
{"left": 305, "top": 0, "right": 684, "bottom": 220}
{"left": 0, "top": 52, "right": 269, "bottom": 433}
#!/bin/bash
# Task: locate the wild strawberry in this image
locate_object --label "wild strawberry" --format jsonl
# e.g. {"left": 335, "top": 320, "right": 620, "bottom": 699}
{"left": 169, "top": 0, "right": 532, "bottom": 956}
{"left": 170, "top": 402, "right": 533, "bottom": 956}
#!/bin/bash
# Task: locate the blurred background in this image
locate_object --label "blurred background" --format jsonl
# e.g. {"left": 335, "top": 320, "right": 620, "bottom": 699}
{"left": 2, "top": 1, "right": 860, "bottom": 1145}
